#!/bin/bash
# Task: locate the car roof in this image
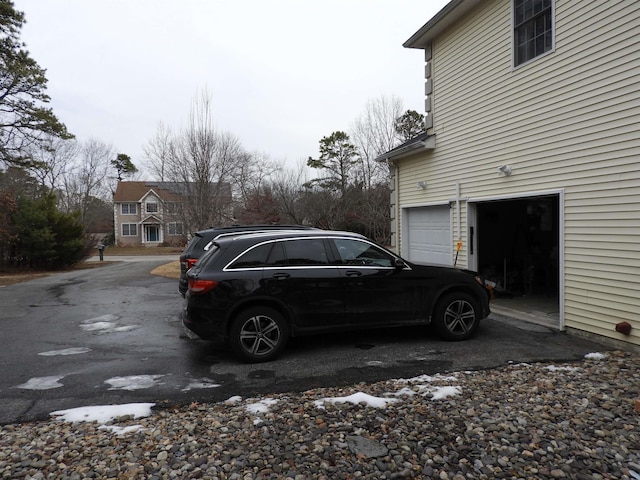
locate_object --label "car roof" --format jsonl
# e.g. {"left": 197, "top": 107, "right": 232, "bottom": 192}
{"left": 214, "top": 229, "right": 367, "bottom": 246}
{"left": 193, "top": 224, "right": 315, "bottom": 237}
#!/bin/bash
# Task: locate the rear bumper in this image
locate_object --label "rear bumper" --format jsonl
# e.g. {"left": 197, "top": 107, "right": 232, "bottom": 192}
{"left": 182, "top": 295, "right": 227, "bottom": 341}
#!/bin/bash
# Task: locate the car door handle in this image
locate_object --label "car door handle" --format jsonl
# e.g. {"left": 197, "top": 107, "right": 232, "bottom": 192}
{"left": 345, "top": 270, "right": 362, "bottom": 277}
{"left": 272, "top": 273, "right": 291, "bottom": 280}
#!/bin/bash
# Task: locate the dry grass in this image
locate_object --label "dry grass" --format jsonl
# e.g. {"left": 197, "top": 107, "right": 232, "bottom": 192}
{"left": 150, "top": 260, "right": 181, "bottom": 279}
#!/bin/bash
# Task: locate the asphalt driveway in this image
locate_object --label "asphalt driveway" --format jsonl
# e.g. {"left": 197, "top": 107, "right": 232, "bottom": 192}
{"left": 0, "top": 257, "right": 610, "bottom": 424}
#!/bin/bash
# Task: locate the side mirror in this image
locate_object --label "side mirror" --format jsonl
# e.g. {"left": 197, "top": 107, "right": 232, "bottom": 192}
{"left": 394, "top": 258, "right": 405, "bottom": 270}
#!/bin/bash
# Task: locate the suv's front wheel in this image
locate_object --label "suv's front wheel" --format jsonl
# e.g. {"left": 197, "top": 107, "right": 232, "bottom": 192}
{"left": 432, "top": 292, "right": 479, "bottom": 340}
{"left": 229, "top": 307, "right": 289, "bottom": 362}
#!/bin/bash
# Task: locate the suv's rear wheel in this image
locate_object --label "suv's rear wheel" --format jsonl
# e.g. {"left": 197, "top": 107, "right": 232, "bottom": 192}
{"left": 229, "top": 307, "right": 288, "bottom": 362}
{"left": 432, "top": 292, "right": 479, "bottom": 340}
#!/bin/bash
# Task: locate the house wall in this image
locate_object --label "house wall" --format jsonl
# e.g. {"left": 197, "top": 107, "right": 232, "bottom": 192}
{"left": 113, "top": 202, "right": 142, "bottom": 246}
{"left": 396, "top": 0, "right": 640, "bottom": 345}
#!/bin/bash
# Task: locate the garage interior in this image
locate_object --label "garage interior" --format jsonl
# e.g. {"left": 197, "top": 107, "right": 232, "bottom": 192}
{"left": 475, "top": 195, "right": 560, "bottom": 328}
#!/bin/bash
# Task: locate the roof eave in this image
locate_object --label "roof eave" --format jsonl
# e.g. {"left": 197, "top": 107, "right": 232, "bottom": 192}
{"left": 375, "top": 136, "right": 436, "bottom": 163}
{"left": 404, "top": 0, "right": 483, "bottom": 49}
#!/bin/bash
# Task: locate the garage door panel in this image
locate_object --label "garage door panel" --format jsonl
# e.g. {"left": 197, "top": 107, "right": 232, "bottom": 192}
{"left": 406, "top": 206, "right": 451, "bottom": 265}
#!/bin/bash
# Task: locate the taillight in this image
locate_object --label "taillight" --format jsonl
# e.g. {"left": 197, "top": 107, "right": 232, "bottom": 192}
{"left": 187, "top": 258, "right": 198, "bottom": 269}
{"left": 188, "top": 279, "right": 219, "bottom": 294}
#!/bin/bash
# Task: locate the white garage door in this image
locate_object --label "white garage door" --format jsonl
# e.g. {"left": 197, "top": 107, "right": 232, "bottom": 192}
{"left": 406, "top": 206, "right": 452, "bottom": 265}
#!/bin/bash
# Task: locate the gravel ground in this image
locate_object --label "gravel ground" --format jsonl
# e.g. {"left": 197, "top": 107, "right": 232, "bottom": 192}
{"left": 1, "top": 350, "right": 639, "bottom": 480}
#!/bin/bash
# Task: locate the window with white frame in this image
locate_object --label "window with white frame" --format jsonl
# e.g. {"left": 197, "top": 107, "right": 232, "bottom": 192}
{"left": 121, "top": 203, "right": 137, "bottom": 215}
{"left": 513, "top": 0, "right": 553, "bottom": 67}
{"left": 168, "top": 222, "right": 184, "bottom": 236}
{"left": 122, "top": 223, "right": 138, "bottom": 236}
{"left": 146, "top": 202, "right": 158, "bottom": 213}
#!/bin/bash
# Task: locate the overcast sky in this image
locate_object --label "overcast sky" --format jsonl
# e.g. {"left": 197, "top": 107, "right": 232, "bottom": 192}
{"left": 17, "top": 0, "right": 447, "bottom": 173}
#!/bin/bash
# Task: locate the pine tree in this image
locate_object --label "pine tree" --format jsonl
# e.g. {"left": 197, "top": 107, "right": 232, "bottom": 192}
{"left": 0, "top": 1, "right": 72, "bottom": 167}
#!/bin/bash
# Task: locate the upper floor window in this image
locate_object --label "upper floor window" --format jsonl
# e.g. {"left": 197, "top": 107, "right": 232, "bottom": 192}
{"left": 121, "top": 203, "right": 137, "bottom": 215}
{"left": 146, "top": 202, "right": 158, "bottom": 213}
{"left": 514, "top": 0, "right": 553, "bottom": 67}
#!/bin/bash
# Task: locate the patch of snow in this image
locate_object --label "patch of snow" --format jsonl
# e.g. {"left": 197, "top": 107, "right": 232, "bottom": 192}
{"left": 399, "top": 373, "right": 458, "bottom": 384}
{"left": 181, "top": 378, "right": 221, "bottom": 392}
{"left": 393, "top": 387, "right": 418, "bottom": 397}
{"left": 80, "top": 321, "right": 117, "bottom": 331}
{"left": 83, "top": 314, "right": 119, "bottom": 323}
{"left": 51, "top": 403, "right": 155, "bottom": 424}
{"left": 545, "top": 365, "right": 580, "bottom": 372}
{"left": 246, "top": 398, "right": 278, "bottom": 414}
{"left": 430, "top": 385, "right": 462, "bottom": 400}
{"left": 315, "top": 392, "right": 400, "bottom": 409}
{"left": 38, "top": 347, "right": 91, "bottom": 356}
{"left": 14, "top": 375, "right": 64, "bottom": 390}
{"left": 105, "top": 375, "right": 165, "bottom": 391}
{"left": 80, "top": 315, "right": 139, "bottom": 334}
{"left": 585, "top": 352, "right": 607, "bottom": 360}
{"left": 225, "top": 395, "right": 242, "bottom": 405}
{"left": 99, "top": 424, "right": 146, "bottom": 435}
{"left": 80, "top": 322, "right": 139, "bottom": 334}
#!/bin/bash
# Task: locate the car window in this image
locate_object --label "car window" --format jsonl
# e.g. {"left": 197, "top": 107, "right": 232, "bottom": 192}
{"left": 333, "top": 238, "right": 394, "bottom": 267}
{"left": 282, "top": 239, "right": 329, "bottom": 266}
{"left": 265, "top": 242, "right": 286, "bottom": 266}
{"left": 228, "top": 243, "right": 273, "bottom": 269}
{"left": 196, "top": 244, "right": 220, "bottom": 269}
{"left": 184, "top": 235, "right": 201, "bottom": 254}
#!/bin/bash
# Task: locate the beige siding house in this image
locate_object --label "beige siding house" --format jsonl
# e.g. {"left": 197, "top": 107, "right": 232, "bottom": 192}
{"left": 378, "top": 0, "right": 640, "bottom": 347}
{"left": 113, "top": 182, "right": 186, "bottom": 247}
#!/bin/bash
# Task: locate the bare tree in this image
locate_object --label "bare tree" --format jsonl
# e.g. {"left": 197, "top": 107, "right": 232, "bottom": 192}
{"left": 269, "top": 159, "right": 309, "bottom": 225}
{"left": 27, "top": 136, "right": 79, "bottom": 191}
{"left": 143, "top": 121, "right": 174, "bottom": 182}
{"left": 59, "top": 138, "right": 114, "bottom": 227}
{"left": 232, "top": 151, "right": 279, "bottom": 206}
{"left": 156, "top": 89, "right": 248, "bottom": 232}
{"left": 350, "top": 95, "right": 404, "bottom": 188}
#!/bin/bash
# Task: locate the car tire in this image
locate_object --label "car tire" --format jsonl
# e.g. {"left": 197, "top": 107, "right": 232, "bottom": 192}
{"left": 432, "top": 292, "right": 479, "bottom": 341}
{"left": 229, "top": 307, "right": 289, "bottom": 363}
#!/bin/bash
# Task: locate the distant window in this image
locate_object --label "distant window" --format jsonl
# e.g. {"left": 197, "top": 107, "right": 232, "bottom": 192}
{"left": 122, "top": 223, "right": 138, "bottom": 236}
{"left": 514, "top": 0, "right": 553, "bottom": 66}
{"left": 168, "top": 222, "right": 184, "bottom": 236}
{"left": 146, "top": 202, "right": 158, "bottom": 213}
{"left": 121, "top": 203, "right": 137, "bottom": 215}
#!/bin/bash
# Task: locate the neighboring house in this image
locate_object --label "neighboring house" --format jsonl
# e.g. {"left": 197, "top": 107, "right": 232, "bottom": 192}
{"left": 377, "top": 0, "right": 639, "bottom": 348}
{"left": 113, "top": 181, "right": 187, "bottom": 247}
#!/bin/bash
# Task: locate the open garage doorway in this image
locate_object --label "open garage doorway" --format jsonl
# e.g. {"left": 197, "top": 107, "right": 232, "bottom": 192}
{"left": 470, "top": 194, "right": 560, "bottom": 327}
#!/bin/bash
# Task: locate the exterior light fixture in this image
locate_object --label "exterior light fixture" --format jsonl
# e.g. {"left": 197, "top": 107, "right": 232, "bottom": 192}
{"left": 416, "top": 181, "right": 427, "bottom": 190}
{"left": 497, "top": 165, "right": 512, "bottom": 176}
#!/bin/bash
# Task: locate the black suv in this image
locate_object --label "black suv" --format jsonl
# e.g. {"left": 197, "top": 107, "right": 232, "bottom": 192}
{"left": 183, "top": 230, "right": 491, "bottom": 363}
{"left": 179, "top": 225, "right": 315, "bottom": 296}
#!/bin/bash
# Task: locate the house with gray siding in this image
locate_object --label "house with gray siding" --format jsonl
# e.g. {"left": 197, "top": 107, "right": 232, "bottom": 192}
{"left": 377, "top": 0, "right": 639, "bottom": 348}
